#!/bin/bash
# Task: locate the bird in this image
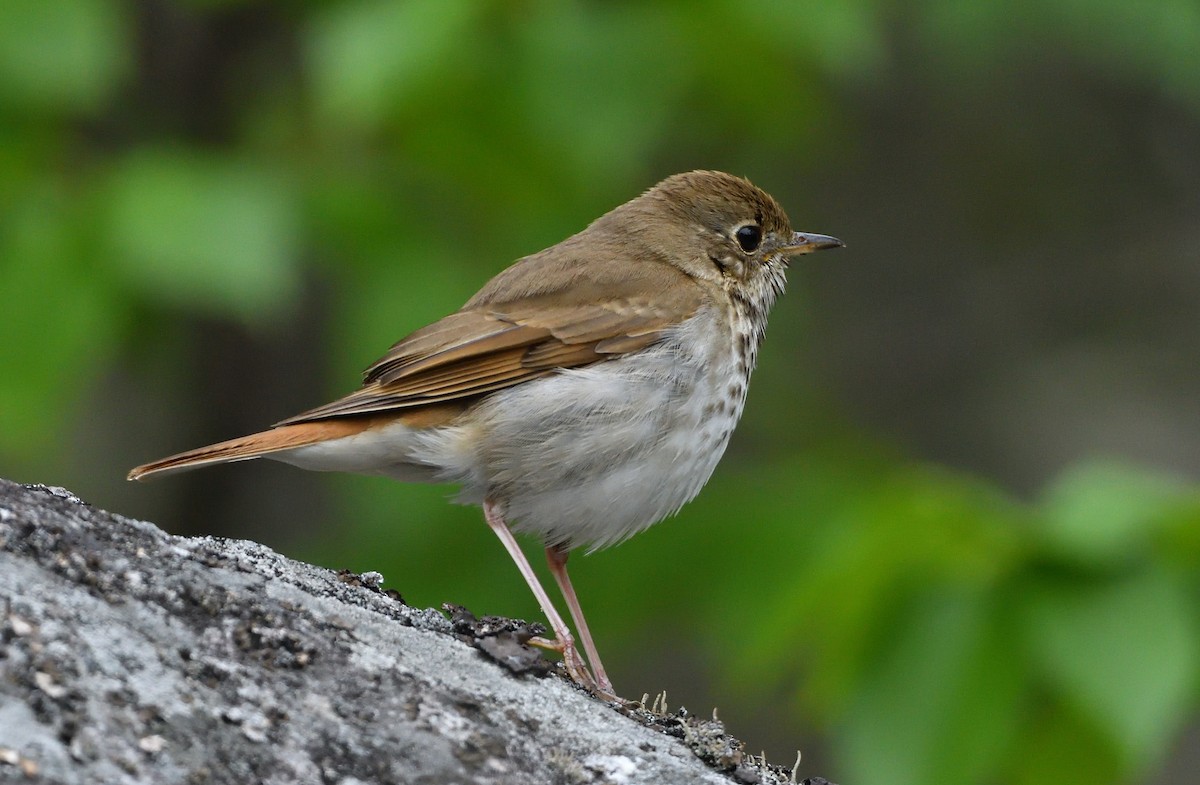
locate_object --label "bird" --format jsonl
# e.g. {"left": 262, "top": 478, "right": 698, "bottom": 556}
{"left": 128, "top": 170, "right": 842, "bottom": 698}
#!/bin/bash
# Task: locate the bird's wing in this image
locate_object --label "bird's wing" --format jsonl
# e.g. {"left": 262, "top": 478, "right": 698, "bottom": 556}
{"left": 274, "top": 289, "right": 704, "bottom": 426}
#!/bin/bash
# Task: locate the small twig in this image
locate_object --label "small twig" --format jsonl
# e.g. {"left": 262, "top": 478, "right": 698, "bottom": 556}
{"left": 790, "top": 750, "right": 803, "bottom": 784}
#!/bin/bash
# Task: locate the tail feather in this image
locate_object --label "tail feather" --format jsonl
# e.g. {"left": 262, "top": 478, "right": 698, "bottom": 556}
{"left": 127, "top": 419, "right": 377, "bottom": 481}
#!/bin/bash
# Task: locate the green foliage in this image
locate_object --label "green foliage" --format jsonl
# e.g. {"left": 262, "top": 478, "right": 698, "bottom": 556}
{"left": 0, "top": 186, "right": 123, "bottom": 459}
{"left": 105, "top": 148, "right": 302, "bottom": 322}
{"left": 309, "top": 0, "right": 484, "bottom": 132}
{"left": 2, "top": 2, "right": 1198, "bottom": 785}
{"left": 838, "top": 587, "right": 1025, "bottom": 785}
{"left": 625, "top": 456, "right": 1200, "bottom": 785}
{"left": 1025, "top": 569, "right": 1197, "bottom": 771}
{"left": 1038, "top": 462, "right": 1195, "bottom": 568}
{"left": 0, "top": 0, "right": 128, "bottom": 112}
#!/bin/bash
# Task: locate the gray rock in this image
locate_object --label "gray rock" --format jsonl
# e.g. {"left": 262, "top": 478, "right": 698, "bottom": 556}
{"left": 0, "top": 479, "right": 824, "bottom": 785}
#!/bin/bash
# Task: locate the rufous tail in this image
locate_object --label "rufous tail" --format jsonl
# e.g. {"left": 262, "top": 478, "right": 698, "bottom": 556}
{"left": 127, "top": 419, "right": 374, "bottom": 481}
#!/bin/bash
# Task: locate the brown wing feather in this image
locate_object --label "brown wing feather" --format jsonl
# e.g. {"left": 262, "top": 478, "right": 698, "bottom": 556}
{"left": 521, "top": 341, "right": 603, "bottom": 367}
{"left": 275, "top": 252, "right": 708, "bottom": 427}
{"left": 364, "top": 316, "right": 551, "bottom": 385}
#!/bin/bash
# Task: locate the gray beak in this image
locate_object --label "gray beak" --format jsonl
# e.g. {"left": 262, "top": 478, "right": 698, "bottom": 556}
{"left": 783, "top": 231, "right": 844, "bottom": 255}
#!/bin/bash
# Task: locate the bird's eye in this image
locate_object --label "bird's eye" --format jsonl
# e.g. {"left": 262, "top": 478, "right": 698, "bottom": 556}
{"left": 734, "top": 224, "right": 762, "bottom": 253}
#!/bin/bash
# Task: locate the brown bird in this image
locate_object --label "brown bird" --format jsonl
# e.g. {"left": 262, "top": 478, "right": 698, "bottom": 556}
{"left": 129, "top": 170, "right": 842, "bottom": 698}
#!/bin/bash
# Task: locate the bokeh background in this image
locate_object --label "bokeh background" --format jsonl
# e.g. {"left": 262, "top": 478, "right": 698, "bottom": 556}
{"left": 3, "top": 1, "right": 1199, "bottom": 783}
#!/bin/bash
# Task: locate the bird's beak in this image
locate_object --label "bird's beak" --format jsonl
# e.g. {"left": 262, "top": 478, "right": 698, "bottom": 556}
{"left": 782, "top": 231, "right": 844, "bottom": 255}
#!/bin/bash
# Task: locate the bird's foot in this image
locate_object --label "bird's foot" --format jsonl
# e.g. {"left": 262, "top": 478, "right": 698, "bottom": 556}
{"left": 529, "top": 635, "right": 615, "bottom": 699}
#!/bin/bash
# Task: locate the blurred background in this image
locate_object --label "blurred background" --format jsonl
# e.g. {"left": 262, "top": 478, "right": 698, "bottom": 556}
{"left": 2, "top": 1, "right": 1199, "bottom": 783}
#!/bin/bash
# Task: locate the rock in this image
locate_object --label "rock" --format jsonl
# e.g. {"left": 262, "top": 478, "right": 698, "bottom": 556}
{"left": 0, "top": 479, "right": 828, "bottom": 784}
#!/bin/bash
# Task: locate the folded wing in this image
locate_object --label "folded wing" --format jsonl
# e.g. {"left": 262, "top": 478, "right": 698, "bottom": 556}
{"left": 274, "top": 292, "right": 703, "bottom": 426}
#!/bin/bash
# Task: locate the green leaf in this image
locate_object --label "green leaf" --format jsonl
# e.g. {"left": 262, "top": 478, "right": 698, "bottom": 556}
{"left": 512, "top": 4, "right": 689, "bottom": 186}
{"left": 1039, "top": 460, "right": 1192, "bottom": 568}
{"left": 0, "top": 0, "right": 129, "bottom": 112}
{"left": 1012, "top": 701, "right": 1122, "bottom": 785}
{"left": 1024, "top": 569, "right": 1199, "bottom": 770}
{"left": 714, "top": 0, "right": 887, "bottom": 78}
{"left": 0, "top": 186, "right": 121, "bottom": 458}
{"left": 104, "top": 148, "right": 301, "bottom": 323}
{"left": 837, "top": 587, "right": 1025, "bottom": 785}
{"left": 731, "top": 461, "right": 1022, "bottom": 712}
{"left": 307, "top": 0, "right": 481, "bottom": 130}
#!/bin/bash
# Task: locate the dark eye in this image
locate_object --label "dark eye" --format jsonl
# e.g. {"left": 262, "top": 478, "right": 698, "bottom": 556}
{"left": 734, "top": 224, "right": 761, "bottom": 253}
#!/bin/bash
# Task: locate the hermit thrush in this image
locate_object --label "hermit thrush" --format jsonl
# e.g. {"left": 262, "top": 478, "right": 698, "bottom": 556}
{"left": 129, "top": 170, "right": 842, "bottom": 698}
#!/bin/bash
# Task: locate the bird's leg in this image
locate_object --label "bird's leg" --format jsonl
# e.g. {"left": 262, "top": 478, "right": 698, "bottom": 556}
{"left": 545, "top": 544, "right": 615, "bottom": 698}
{"left": 481, "top": 500, "right": 594, "bottom": 691}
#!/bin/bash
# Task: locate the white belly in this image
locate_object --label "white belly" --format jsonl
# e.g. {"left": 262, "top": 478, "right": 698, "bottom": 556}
{"left": 281, "top": 309, "right": 750, "bottom": 552}
{"left": 410, "top": 311, "right": 748, "bottom": 550}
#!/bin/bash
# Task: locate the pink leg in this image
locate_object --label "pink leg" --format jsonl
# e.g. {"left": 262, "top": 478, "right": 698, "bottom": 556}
{"left": 482, "top": 500, "right": 593, "bottom": 689}
{"left": 546, "top": 545, "right": 615, "bottom": 697}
